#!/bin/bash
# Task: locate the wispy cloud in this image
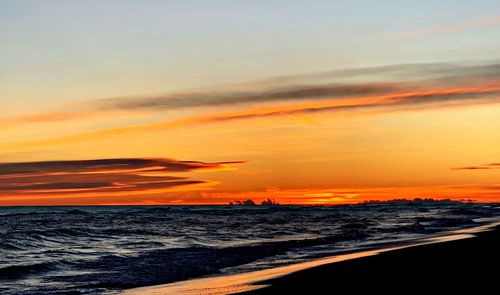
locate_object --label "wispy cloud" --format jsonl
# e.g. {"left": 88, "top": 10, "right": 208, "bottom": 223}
{"left": 2, "top": 61, "right": 500, "bottom": 152}
{"left": 0, "top": 158, "right": 243, "bottom": 198}
{"left": 195, "top": 82, "right": 500, "bottom": 123}
{"left": 2, "top": 81, "right": 500, "bottom": 152}
{"left": 451, "top": 163, "right": 500, "bottom": 170}
{"left": 0, "top": 83, "right": 403, "bottom": 126}
{"left": 452, "top": 166, "right": 491, "bottom": 170}
{"left": 97, "top": 83, "right": 403, "bottom": 111}
{"left": 3, "top": 61, "right": 500, "bottom": 125}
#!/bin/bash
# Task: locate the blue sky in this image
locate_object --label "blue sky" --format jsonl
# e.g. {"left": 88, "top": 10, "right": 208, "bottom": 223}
{"left": 1, "top": 0, "right": 499, "bottom": 108}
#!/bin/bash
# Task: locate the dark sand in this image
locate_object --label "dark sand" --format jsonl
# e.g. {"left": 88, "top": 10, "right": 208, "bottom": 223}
{"left": 239, "top": 225, "right": 500, "bottom": 294}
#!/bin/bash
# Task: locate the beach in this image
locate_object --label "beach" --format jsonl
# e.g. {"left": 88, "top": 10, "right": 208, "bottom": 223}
{"left": 123, "top": 222, "right": 499, "bottom": 295}
{"left": 241, "top": 223, "right": 500, "bottom": 294}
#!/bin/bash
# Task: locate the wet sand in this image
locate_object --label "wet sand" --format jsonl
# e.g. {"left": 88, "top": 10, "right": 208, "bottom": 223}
{"left": 122, "top": 223, "right": 499, "bottom": 295}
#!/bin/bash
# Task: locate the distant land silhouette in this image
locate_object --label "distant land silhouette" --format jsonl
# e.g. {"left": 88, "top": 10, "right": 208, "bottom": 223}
{"left": 228, "top": 198, "right": 475, "bottom": 206}
{"left": 359, "top": 198, "right": 475, "bottom": 204}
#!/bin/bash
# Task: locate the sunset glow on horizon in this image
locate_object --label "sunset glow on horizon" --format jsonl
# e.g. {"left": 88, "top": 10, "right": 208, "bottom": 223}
{"left": 1, "top": 1, "right": 500, "bottom": 205}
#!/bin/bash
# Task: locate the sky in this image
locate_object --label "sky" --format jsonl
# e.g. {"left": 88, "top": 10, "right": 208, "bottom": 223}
{"left": 1, "top": 0, "right": 500, "bottom": 205}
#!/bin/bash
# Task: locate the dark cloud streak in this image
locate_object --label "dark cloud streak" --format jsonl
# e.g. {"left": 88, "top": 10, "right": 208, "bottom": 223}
{"left": 0, "top": 61, "right": 500, "bottom": 130}
{"left": 0, "top": 158, "right": 242, "bottom": 176}
{"left": 201, "top": 84, "right": 500, "bottom": 123}
{"left": 451, "top": 163, "right": 500, "bottom": 170}
{"left": 96, "top": 83, "right": 402, "bottom": 111}
{"left": 95, "top": 62, "right": 500, "bottom": 111}
{"left": 0, "top": 158, "right": 243, "bottom": 196}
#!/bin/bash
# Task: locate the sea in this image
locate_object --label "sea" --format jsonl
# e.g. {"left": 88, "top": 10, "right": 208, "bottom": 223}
{"left": 1, "top": 201, "right": 499, "bottom": 294}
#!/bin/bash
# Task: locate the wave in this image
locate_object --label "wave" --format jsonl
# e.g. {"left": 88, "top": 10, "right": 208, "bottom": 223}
{"left": 0, "top": 262, "right": 60, "bottom": 279}
{"left": 68, "top": 231, "right": 374, "bottom": 289}
{"left": 0, "top": 203, "right": 498, "bottom": 294}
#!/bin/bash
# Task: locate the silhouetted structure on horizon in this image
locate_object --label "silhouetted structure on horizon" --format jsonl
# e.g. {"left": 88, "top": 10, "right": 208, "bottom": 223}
{"left": 228, "top": 198, "right": 280, "bottom": 206}
{"left": 260, "top": 198, "right": 279, "bottom": 206}
{"left": 228, "top": 199, "right": 256, "bottom": 206}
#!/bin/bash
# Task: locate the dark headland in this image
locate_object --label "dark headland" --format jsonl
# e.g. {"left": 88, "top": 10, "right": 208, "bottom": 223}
{"left": 237, "top": 224, "right": 500, "bottom": 294}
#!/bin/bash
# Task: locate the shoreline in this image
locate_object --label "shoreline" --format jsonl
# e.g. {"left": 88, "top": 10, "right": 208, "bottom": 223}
{"left": 121, "top": 221, "right": 499, "bottom": 295}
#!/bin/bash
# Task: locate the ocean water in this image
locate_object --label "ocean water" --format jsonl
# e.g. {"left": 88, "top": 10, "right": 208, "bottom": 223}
{"left": 0, "top": 202, "right": 499, "bottom": 294}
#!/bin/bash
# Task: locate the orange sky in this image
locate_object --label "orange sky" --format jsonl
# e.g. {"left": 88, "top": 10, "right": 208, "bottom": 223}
{"left": 1, "top": 61, "right": 500, "bottom": 205}
{"left": 3, "top": 0, "right": 500, "bottom": 205}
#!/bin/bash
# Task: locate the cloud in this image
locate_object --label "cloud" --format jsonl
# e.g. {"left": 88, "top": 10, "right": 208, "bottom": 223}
{"left": 1, "top": 83, "right": 403, "bottom": 125}
{"left": 3, "top": 61, "right": 500, "bottom": 126}
{"left": 451, "top": 163, "right": 500, "bottom": 170}
{"left": 1, "top": 61, "right": 500, "bottom": 152}
{"left": 451, "top": 166, "right": 492, "bottom": 170}
{"left": 0, "top": 158, "right": 243, "bottom": 197}
{"left": 0, "top": 158, "right": 243, "bottom": 176}
{"left": 2, "top": 80, "right": 499, "bottom": 152}
{"left": 196, "top": 82, "right": 500, "bottom": 123}
{"left": 76, "top": 61, "right": 500, "bottom": 113}
{"left": 95, "top": 83, "right": 403, "bottom": 111}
